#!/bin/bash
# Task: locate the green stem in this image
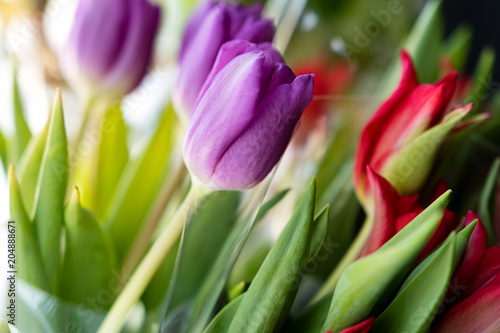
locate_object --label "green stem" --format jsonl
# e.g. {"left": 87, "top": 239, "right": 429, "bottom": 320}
{"left": 97, "top": 185, "right": 205, "bottom": 333}
{"left": 311, "top": 215, "right": 373, "bottom": 303}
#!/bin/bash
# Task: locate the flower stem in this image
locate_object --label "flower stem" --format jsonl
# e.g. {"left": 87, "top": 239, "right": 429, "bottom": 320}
{"left": 97, "top": 185, "right": 205, "bottom": 333}
{"left": 311, "top": 215, "right": 373, "bottom": 303}
{"left": 120, "top": 162, "right": 188, "bottom": 282}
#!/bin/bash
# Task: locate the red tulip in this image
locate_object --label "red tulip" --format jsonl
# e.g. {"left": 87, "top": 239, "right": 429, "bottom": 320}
{"left": 433, "top": 274, "right": 500, "bottom": 333}
{"left": 354, "top": 50, "right": 462, "bottom": 203}
{"left": 339, "top": 317, "right": 375, "bottom": 333}
{"left": 359, "top": 168, "right": 458, "bottom": 259}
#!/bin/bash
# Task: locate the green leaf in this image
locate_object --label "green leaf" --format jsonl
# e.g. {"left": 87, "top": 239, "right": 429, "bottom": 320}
{"left": 466, "top": 47, "right": 496, "bottom": 114}
{"left": 61, "top": 187, "right": 117, "bottom": 308}
{"left": 226, "top": 178, "right": 316, "bottom": 333}
{"left": 227, "top": 190, "right": 290, "bottom": 289}
{"left": 228, "top": 282, "right": 247, "bottom": 302}
{"left": 8, "top": 165, "right": 48, "bottom": 290}
{"left": 0, "top": 129, "right": 7, "bottom": 172}
{"left": 106, "top": 103, "right": 177, "bottom": 261}
{"left": 399, "top": 221, "right": 475, "bottom": 293}
{"left": 32, "top": 89, "right": 68, "bottom": 295}
{"left": 156, "top": 191, "right": 241, "bottom": 311}
{"left": 203, "top": 295, "right": 244, "bottom": 333}
{"left": 17, "top": 122, "right": 49, "bottom": 216}
{"left": 283, "top": 292, "right": 333, "bottom": 333}
{"left": 17, "top": 280, "right": 106, "bottom": 333}
{"left": 77, "top": 105, "right": 129, "bottom": 219}
{"left": 12, "top": 66, "right": 32, "bottom": 162}
{"left": 445, "top": 24, "right": 472, "bottom": 73}
{"left": 309, "top": 204, "right": 330, "bottom": 259}
{"left": 0, "top": 320, "right": 11, "bottom": 333}
{"left": 378, "top": 0, "right": 442, "bottom": 98}
{"left": 321, "top": 191, "right": 451, "bottom": 332}
{"left": 184, "top": 186, "right": 289, "bottom": 332}
{"left": 382, "top": 106, "right": 470, "bottom": 196}
{"left": 371, "top": 233, "right": 456, "bottom": 333}
{"left": 479, "top": 158, "right": 500, "bottom": 245}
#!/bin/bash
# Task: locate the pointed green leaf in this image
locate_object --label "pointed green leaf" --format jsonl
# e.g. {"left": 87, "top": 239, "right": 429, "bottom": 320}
{"left": 12, "top": 66, "right": 31, "bottom": 162}
{"left": 184, "top": 183, "right": 286, "bottom": 333}
{"left": 309, "top": 204, "right": 330, "bottom": 259}
{"left": 107, "top": 104, "right": 177, "bottom": 260}
{"left": 382, "top": 106, "right": 470, "bottom": 195}
{"left": 321, "top": 191, "right": 451, "bottom": 332}
{"left": 61, "top": 187, "right": 117, "bottom": 308}
{"left": 445, "top": 24, "right": 472, "bottom": 73}
{"left": 479, "top": 158, "right": 500, "bottom": 245}
{"left": 371, "top": 234, "right": 456, "bottom": 333}
{"left": 399, "top": 220, "right": 476, "bottom": 293}
{"left": 0, "top": 129, "right": 7, "bottom": 172}
{"left": 204, "top": 295, "right": 244, "bottom": 333}
{"left": 226, "top": 178, "right": 316, "bottom": 333}
{"left": 379, "top": 0, "right": 443, "bottom": 97}
{"left": 8, "top": 165, "right": 48, "bottom": 290}
{"left": 17, "top": 123, "right": 49, "bottom": 215}
{"left": 32, "top": 89, "right": 68, "bottom": 294}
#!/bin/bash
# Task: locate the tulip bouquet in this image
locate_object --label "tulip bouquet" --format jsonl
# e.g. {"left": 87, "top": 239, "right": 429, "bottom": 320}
{"left": 1, "top": 0, "right": 500, "bottom": 332}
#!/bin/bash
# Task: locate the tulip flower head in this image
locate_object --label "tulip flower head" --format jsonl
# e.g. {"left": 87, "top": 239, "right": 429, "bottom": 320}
{"left": 353, "top": 50, "right": 471, "bottom": 203}
{"left": 61, "top": 0, "right": 161, "bottom": 102}
{"left": 173, "top": 0, "right": 275, "bottom": 120}
{"left": 183, "top": 42, "right": 314, "bottom": 190}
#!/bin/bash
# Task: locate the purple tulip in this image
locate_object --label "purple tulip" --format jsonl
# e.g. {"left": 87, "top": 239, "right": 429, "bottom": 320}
{"left": 183, "top": 41, "right": 314, "bottom": 190}
{"left": 173, "top": 0, "right": 275, "bottom": 119}
{"left": 61, "top": 0, "right": 161, "bottom": 101}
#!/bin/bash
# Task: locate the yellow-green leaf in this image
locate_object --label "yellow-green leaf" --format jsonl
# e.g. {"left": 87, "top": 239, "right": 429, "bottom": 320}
{"left": 8, "top": 165, "right": 48, "bottom": 290}
{"left": 12, "top": 66, "right": 31, "bottom": 162}
{"left": 17, "top": 122, "right": 49, "bottom": 215}
{"left": 106, "top": 104, "right": 177, "bottom": 261}
{"left": 61, "top": 187, "right": 117, "bottom": 308}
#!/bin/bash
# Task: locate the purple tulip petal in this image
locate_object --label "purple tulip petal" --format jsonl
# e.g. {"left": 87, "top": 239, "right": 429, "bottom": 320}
{"left": 71, "top": 0, "right": 129, "bottom": 80}
{"left": 198, "top": 40, "right": 283, "bottom": 103}
{"left": 175, "top": 5, "right": 229, "bottom": 114}
{"left": 104, "top": 0, "right": 160, "bottom": 94}
{"left": 235, "top": 18, "right": 275, "bottom": 44}
{"left": 184, "top": 51, "right": 275, "bottom": 185}
{"left": 211, "top": 73, "right": 314, "bottom": 189}
{"left": 179, "top": 0, "right": 217, "bottom": 59}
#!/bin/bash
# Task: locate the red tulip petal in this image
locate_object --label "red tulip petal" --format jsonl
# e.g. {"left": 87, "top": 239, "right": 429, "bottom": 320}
{"left": 353, "top": 50, "right": 418, "bottom": 197}
{"left": 395, "top": 210, "right": 422, "bottom": 233}
{"left": 433, "top": 275, "right": 500, "bottom": 333}
{"left": 396, "top": 194, "right": 421, "bottom": 216}
{"left": 358, "top": 168, "right": 398, "bottom": 257}
{"left": 464, "top": 246, "right": 500, "bottom": 297}
{"left": 418, "top": 209, "right": 459, "bottom": 261}
{"left": 339, "top": 317, "right": 375, "bottom": 333}
{"left": 454, "top": 212, "right": 488, "bottom": 286}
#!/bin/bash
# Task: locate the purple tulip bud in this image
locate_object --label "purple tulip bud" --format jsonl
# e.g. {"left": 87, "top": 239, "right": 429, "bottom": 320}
{"left": 183, "top": 43, "right": 314, "bottom": 190}
{"left": 61, "top": 0, "right": 161, "bottom": 101}
{"left": 173, "top": 0, "right": 275, "bottom": 119}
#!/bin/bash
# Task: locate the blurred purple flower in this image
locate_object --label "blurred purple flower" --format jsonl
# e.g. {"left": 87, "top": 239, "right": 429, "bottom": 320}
{"left": 183, "top": 42, "right": 314, "bottom": 190}
{"left": 173, "top": 0, "right": 275, "bottom": 120}
{"left": 61, "top": 0, "right": 161, "bottom": 101}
